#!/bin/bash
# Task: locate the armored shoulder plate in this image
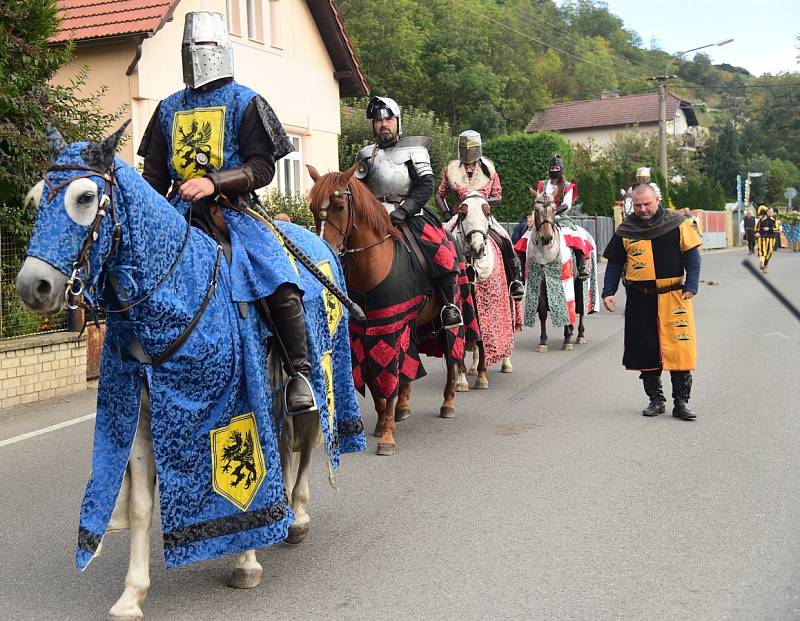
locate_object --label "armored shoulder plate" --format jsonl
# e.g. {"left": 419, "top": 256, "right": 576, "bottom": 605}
{"left": 391, "top": 136, "right": 433, "bottom": 178}
{"left": 354, "top": 143, "right": 376, "bottom": 180}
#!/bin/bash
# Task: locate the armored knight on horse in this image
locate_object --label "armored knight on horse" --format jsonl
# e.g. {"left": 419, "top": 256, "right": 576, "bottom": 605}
{"left": 436, "top": 130, "right": 526, "bottom": 301}
{"left": 354, "top": 96, "right": 463, "bottom": 330}
{"left": 137, "top": 11, "right": 316, "bottom": 415}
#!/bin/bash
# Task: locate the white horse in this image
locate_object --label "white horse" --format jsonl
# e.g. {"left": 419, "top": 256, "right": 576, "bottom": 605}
{"left": 16, "top": 124, "right": 362, "bottom": 620}
{"left": 446, "top": 193, "right": 518, "bottom": 391}
{"left": 523, "top": 190, "right": 597, "bottom": 352}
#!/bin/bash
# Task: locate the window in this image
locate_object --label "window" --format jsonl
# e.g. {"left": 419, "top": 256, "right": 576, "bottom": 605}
{"left": 269, "top": 0, "right": 282, "bottom": 47}
{"left": 226, "top": 0, "right": 241, "bottom": 36}
{"left": 276, "top": 136, "right": 302, "bottom": 195}
{"left": 246, "top": 0, "right": 264, "bottom": 42}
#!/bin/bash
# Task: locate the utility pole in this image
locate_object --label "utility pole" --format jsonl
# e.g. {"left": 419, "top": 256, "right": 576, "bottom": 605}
{"left": 649, "top": 75, "right": 672, "bottom": 183}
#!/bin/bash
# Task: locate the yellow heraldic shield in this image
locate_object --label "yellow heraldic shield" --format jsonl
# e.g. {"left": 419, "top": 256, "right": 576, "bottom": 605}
{"left": 317, "top": 260, "right": 343, "bottom": 336}
{"left": 321, "top": 351, "right": 336, "bottom": 433}
{"left": 171, "top": 106, "right": 226, "bottom": 180}
{"left": 210, "top": 412, "right": 266, "bottom": 511}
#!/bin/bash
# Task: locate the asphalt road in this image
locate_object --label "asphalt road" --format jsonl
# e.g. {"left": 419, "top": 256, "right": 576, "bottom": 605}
{"left": 1, "top": 248, "right": 799, "bottom": 620}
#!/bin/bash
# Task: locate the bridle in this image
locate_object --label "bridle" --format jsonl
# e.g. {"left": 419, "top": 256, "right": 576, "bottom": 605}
{"left": 42, "top": 164, "right": 194, "bottom": 316}
{"left": 317, "top": 186, "right": 390, "bottom": 258}
{"left": 456, "top": 198, "right": 489, "bottom": 262}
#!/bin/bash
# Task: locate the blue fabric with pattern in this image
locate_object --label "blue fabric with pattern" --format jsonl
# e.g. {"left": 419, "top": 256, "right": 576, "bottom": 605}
{"left": 158, "top": 81, "right": 301, "bottom": 302}
{"left": 26, "top": 143, "right": 364, "bottom": 571}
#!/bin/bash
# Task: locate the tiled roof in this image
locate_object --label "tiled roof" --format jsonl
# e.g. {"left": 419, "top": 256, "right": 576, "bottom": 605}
{"left": 52, "top": 0, "right": 178, "bottom": 43}
{"left": 525, "top": 92, "right": 697, "bottom": 133}
{"left": 51, "top": 0, "right": 368, "bottom": 97}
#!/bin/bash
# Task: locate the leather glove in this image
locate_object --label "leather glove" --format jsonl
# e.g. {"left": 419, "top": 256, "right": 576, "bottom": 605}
{"left": 391, "top": 206, "right": 409, "bottom": 227}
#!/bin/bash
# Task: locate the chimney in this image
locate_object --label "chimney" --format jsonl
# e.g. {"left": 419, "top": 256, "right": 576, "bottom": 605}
{"left": 601, "top": 90, "right": 620, "bottom": 99}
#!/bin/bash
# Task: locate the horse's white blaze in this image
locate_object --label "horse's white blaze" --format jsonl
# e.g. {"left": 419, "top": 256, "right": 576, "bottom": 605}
{"left": 455, "top": 195, "right": 494, "bottom": 281}
{"left": 64, "top": 177, "right": 100, "bottom": 226}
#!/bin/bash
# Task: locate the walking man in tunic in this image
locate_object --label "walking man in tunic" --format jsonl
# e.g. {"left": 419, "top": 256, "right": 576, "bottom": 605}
{"left": 435, "top": 130, "right": 525, "bottom": 300}
{"left": 755, "top": 206, "right": 778, "bottom": 273}
{"left": 742, "top": 208, "right": 756, "bottom": 255}
{"left": 355, "top": 96, "right": 463, "bottom": 329}
{"left": 601, "top": 184, "right": 702, "bottom": 420}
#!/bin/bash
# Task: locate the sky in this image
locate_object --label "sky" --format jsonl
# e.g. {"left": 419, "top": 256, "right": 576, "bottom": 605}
{"left": 598, "top": 0, "right": 798, "bottom": 76}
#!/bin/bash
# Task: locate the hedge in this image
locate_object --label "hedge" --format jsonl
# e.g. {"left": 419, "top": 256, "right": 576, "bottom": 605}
{"left": 483, "top": 132, "right": 574, "bottom": 222}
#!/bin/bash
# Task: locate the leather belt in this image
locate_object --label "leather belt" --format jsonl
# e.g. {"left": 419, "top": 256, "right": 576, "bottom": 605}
{"left": 625, "top": 280, "right": 684, "bottom": 295}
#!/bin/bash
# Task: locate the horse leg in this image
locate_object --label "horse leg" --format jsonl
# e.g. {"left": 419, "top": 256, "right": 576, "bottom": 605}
{"left": 473, "top": 340, "right": 489, "bottom": 390}
{"left": 562, "top": 324, "right": 574, "bottom": 351}
{"left": 369, "top": 385, "right": 387, "bottom": 438}
{"left": 108, "top": 390, "right": 156, "bottom": 621}
{"left": 440, "top": 363, "right": 457, "bottom": 418}
{"left": 376, "top": 397, "right": 397, "bottom": 456}
{"left": 455, "top": 359, "right": 470, "bottom": 392}
{"left": 537, "top": 281, "right": 549, "bottom": 352}
{"left": 395, "top": 381, "right": 412, "bottom": 421}
{"left": 283, "top": 411, "right": 318, "bottom": 545}
{"left": 576, "top": 311, "right": 586, "bottom": 344}
{"left": 501, "top": 356, "right": 513, "bottom": 373}
{"left": 467, "top": 344, "right": 479, "bottom": 376}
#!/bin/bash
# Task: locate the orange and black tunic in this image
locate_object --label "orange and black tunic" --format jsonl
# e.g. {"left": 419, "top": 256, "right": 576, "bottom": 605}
{"left": 603, "top": 219, "right": 702, "bottom": 371}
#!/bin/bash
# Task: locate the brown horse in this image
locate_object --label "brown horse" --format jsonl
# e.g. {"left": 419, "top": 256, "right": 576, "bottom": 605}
{"left": 307, "top": 164, "right": 458, "bottom": 456}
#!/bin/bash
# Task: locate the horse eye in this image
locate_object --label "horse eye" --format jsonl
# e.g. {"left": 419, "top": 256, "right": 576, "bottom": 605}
{"left": 78, "top": 192, "right": 96, "bottom": 206}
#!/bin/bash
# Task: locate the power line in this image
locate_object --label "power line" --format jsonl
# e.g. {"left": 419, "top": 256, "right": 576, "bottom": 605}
{"left": 461, "top": 2, "right": 642, "bottom": 82}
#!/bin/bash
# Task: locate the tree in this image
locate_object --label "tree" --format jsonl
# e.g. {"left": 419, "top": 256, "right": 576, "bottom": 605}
{"left": 703, "top": 120, "right": 742, "bottom": 197}
{"left": 0, "top": 0, "right": 123, "bottom": 242}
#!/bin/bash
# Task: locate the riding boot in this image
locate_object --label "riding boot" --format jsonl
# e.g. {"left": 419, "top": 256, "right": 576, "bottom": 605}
{"left": 670, "top": 371, "right": 696, "bottom": 420}
{"left": 437, "top": 272, "right": 463, "bottom": 330}
{"left": 573, "top": 250, "right": 589, "bottom": 281}
{"left": 263, "top": 285, "right": 317, "bottom": 415}
{"left": 509, "top": 255, "right": 526, "bottom": 301}
{"left": 640, "top": 370, "right": 666, "bottom": 416}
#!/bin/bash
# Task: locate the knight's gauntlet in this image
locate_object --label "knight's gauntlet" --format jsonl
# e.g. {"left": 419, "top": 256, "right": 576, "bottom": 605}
{"left": 207, "top": 166, "right": 255, "bottom": 196}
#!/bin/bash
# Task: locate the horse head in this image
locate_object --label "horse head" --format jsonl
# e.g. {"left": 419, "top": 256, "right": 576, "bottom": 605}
{"left": 307, "top": 163, "right": 397, "bottom": 256}
{"left": 530, "top": 188, "right": 558, "bottom": 248}
{"left": 16, "top": 122, "right": 130, "bottom": 314}
{"left": 455, "top": 192, "right": 490, "bottom": 261}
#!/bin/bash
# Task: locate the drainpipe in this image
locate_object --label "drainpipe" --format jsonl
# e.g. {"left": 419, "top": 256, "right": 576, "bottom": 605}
{"left": 126, "top": 37, "right": 144, "bottom": 76}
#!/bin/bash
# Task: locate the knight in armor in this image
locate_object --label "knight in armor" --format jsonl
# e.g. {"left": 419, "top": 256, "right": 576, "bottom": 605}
{"left": 537, "top": 155, "right": 590, "bottom": 280}
{"left": 436, "top": 130, "right": 525, "bottom": 300}
{"left": 355, "top": 96, "right": 463, "bottom": 329}
{"left": 622, "top": 167, "right": 662, "bottom": 216}
{"left": 137, "top": 11, "right": 315, "bottom": 415}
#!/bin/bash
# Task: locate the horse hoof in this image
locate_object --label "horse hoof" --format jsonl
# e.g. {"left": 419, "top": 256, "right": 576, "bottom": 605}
{"left": 501, "top": 362, "right": 513, "bottom": 373}
{"left": 439, "top": 406, "right": 456, "bottom": 418}
{"left": 285, "top": 523, "right": 309, "bottom": 545}
{"left": 562, "top": 343, "right": 573, "bottom": 351}
{"left": 395, "top": 408, "right": 411, "bottom": 422}
{"left": 455, "top": 383, "right": 469, "bottom": 393}
{"left": 108, "top": 612, "right": 143, "bottom": 621}
{"left": 467, "top": 367, "right": 478, "bottom": 376}
{"left": 227, "top": 566, "right": 263, "bottom": 589}
{"left": 473, "top": 378, "right": 489, "bottom": 390}
{"left": 576, "top": 337, "right": 587, "bottom": 345}
{"left": 536, "top": 345, "right": 548, "bottom": 353}
{"left": 376, "top": 443, "right": 396, "bottom": 456}
{"left": 373, "top": 424, "right": 384, "bottom": 438}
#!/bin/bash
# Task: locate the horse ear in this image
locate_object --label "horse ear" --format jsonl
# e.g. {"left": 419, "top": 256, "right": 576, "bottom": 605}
{"left": 82, "top": 120, "right": 131, "bottom": 171}
{"left": 528, "top": 186, "right": 538, "bottom": 198}
{"left": 306, "top": 164, "right": 321, "bottom": 182}
{"left": 45, "top": 123, "right": 68, "bottom": 160}
{"left": 342, "top": 162, "right": 359, "bottom": 183}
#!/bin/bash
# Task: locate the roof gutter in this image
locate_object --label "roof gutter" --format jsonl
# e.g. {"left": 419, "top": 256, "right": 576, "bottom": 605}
{"left": 125, "top": 36, "right": 145, "bottom": 76}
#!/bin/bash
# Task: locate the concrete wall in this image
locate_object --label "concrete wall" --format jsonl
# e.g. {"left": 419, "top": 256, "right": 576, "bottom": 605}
{"left": 0, "top": 333, "right": 87, "bottom": 410}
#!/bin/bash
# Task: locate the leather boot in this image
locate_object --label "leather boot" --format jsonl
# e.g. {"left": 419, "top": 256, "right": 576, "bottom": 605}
{"left": 574, "top": 251, "right": 589, "bottom": 281}
{"left": 264, "top": 285, "right": 317, "bottom": 415}
{"left": 438, "top": 272, "right": 463, "bottom": 330}
{"left": 671, "top": 371, "right": 696, "bottom": 420}
{"left": 509, "top": 256, "right": 525, "bottom": 300}
{"left": 640, "top": 370, "right": 665, "bottom": 416}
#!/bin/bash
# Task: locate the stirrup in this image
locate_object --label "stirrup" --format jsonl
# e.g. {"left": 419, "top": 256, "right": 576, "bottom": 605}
{"left": 509, "top": 280, "right": 525, "bottom": 301}
{"left": 284, "top": 373, "right": 318, "bottom": 416}
{"left": 439, "top": 303, "right": 463, "bottom": 330}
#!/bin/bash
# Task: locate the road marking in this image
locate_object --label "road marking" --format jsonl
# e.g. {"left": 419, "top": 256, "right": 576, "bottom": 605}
{"left": 0, "top": 412, "right": 96, "bottom": 448}
{"left": 763, "top": 332, "right": 791, "bottom": 340}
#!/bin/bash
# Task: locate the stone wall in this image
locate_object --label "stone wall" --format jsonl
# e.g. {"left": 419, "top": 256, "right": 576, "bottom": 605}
{"left": 0, "top": 332, "right": 86, "bottom": 410}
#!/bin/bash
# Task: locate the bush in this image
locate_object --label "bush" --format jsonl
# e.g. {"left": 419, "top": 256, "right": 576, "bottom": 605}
{"left": 483, "top": 131, "right": 574, "bottom": 221}
{"left": 257, "top": 188, "right": 314, "bottom": 230}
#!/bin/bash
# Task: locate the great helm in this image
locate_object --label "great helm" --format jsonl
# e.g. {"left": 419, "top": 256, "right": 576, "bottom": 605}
{"left": 366, "top": 96, "right": 402, "bottom": 136}
{"left": 458, "top": 130, "right": 482, "bottom": 164}
{"left": 181, "top": 12, "right": 234, "bottom": 89}
{"left": 635, "top": 167, "right": 652, "bottom": 185}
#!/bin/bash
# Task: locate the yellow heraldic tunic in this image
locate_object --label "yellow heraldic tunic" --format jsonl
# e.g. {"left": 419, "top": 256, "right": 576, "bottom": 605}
{"left": 605, "top": 220, "right": 702, "bottom": 371}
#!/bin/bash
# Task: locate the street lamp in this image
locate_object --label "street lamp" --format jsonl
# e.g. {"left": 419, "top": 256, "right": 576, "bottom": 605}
{"left": 651, "top": 38, "right": 734, "bottom": 182}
